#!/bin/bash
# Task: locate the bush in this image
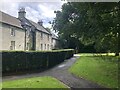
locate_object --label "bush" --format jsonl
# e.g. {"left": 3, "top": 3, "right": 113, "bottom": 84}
{"left": 1, "top": 49, "right": 74, "bottom": 73}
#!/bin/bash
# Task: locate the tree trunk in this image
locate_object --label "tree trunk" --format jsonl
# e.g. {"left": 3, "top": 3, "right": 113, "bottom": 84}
{"left": 115, "top": 52, "right": 119, "bottom": 56}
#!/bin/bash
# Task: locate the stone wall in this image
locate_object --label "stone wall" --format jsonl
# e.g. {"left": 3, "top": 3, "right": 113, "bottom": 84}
{"left": 0, "top": 23, "right": 25, "bottom": 50}
{"left": 36, "top": 30, "right": 52, "bottom": 51}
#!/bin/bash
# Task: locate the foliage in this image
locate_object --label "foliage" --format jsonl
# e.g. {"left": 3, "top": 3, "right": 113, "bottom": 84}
{"left": 52, "top": 2, "right": 120, "bottom": 55}
{"left": 1, "top": 49, "right": 74, "bottom": 73}
{"left": 69, "top": 55, "right": 119, "bottom": 88}
{"left": 2, "top": 76, "right": 68, "bottom": 88}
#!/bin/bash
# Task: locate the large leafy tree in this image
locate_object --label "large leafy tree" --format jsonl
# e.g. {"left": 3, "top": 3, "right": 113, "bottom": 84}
{"left": 52, "top": 2, "right": 120, "bottom": 55}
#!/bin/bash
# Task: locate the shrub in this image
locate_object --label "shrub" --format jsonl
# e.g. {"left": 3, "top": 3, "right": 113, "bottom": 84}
{"left": 1, "top": 49, "right": 74, "bottom": 73}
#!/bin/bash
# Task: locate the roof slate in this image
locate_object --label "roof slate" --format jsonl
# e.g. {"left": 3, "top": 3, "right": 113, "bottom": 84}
{"left": 0, "top": 11, "right": 22, "bottom": 28}
{"left": 28, "top": 20, "right": 51, "bottom": 34}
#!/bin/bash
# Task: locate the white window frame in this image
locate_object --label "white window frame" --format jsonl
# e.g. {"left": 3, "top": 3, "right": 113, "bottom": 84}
{"left": 11, "top": 28, "right": 15, "bottom": 36}
{"left": 10, "top": 41, "right": 15, "bottom": 50}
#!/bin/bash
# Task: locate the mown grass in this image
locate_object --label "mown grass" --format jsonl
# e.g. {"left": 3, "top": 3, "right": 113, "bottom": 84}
{"left": 69, "top": 55, "right": 119, "bottom": 88}
{"left": 79, "top": 53, "right": 116, "bottom": 56}
{"left": 2, "top": 76, "right": 68, "bottom": 88}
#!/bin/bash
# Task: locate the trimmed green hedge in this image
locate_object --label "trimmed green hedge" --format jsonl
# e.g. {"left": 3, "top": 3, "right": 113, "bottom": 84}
{"left": 1, "top": 49, "right": 74, "bottom": 73}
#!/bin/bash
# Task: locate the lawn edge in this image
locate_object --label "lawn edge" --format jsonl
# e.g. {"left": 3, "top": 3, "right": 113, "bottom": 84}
{"left": 53, "top": 77, "right": 70, "bottom": 89}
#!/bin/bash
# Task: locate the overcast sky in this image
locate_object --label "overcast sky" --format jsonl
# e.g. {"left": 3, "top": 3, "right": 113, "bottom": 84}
{"left": 0, "top": 1, "right": 66, "bottom": 28}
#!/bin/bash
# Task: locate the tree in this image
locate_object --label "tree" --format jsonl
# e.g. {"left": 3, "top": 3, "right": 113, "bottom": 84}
{"left": 52, "top": 2, "right": 120, "bottom": 55}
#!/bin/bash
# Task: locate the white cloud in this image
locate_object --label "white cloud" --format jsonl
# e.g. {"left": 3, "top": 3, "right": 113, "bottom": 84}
{"left": 0, "top": 1, "right": 66, "bottom": 28}
{"left": 25, "top": 6, "right": 40, "bottom": 22}
{"left": 38, "top": 4, "right": 56, "bottom": 18}
{"left": 1, "top": 2, "right": 19, "bottom": 17}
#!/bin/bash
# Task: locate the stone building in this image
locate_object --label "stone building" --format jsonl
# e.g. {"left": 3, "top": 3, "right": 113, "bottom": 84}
{"left": 0, "top": 11, "right": 25, "bottom": 50}
{"left": 51, "top": 34, "right": 59, "bottom": 50}
{"left": 0, "top": 8, "right": 58, "bottom": 51}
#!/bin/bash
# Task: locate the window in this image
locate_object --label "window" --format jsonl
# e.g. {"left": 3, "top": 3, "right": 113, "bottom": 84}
{"left": 26, "top": 43, "right": 30, "bottom": 50}
{"left": 10, "top": 41, "right": 15, "bottom": 50}
{"left": 41, "top": 44, "right": 43, "bottom": 50}
{"left": 41, "top": 33, "right": 43, "bottom": 40}
{"left": 45, "top": 44, "right": 46, "bottom": 50}
{"left": 47, "top": 44, "right": 49, "bottom": 50}
{"left": 11, "top": 28, "right": 15, "bottom": 36}
{"left": 47, "top": 35, "right": 49, "bottom": 41}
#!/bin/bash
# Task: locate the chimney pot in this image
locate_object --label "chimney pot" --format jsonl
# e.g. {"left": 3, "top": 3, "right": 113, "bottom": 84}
{"left": 38, "top": 20, "right": 43, "bottom": 26}
{"left": 18, "top": 7, "right": 26, "bottom": 19}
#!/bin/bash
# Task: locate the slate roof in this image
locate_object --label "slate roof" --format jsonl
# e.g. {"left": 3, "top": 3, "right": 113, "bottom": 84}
{"left": 28, "top": 20, "right": 51, "bottom": 34}
{"left": 0, "top": 11, "right": 22, "bottom": 28}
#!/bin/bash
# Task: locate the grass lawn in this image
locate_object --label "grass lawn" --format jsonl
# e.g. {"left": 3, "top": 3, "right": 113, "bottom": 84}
{"left": 79, "top": 53, "right": 116, "bottom": 56}
{"left": 69, "top": 54, "right": 119, "bottom": 88}
{"left": 2, "top": 76, "right": 68, "bottom": 88}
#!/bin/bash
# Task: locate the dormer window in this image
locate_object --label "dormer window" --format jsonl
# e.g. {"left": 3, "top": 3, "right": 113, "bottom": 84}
{"left": 11, "top": 28, "right": 15, "bottom": 36}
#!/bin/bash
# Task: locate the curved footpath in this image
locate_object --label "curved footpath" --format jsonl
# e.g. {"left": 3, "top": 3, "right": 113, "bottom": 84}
{"left": 3, "top": 55, "right": 107, "bottom": 89}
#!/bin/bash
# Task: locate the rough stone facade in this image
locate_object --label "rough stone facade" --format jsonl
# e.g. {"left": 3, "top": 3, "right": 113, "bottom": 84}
{"left": 0, "top": 23, "right": 25, "bottom": 50}
{"left": 36, "top": 31, "right": 52, "bottom": 51}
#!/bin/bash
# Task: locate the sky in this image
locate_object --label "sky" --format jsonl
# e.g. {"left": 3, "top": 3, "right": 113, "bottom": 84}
{"left": 1, "top": 0, "right": 118, "bottom": 28}
{"left": 0, "top": 0, "right": 67, "bottom": 29}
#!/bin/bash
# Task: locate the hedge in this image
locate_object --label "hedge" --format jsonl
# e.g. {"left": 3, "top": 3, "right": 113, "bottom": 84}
{"left": 1, "top": 49, "right": 74, "bottom": 73}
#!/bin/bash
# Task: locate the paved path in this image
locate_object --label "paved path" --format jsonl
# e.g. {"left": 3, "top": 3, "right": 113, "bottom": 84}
{"left": 3, "top": 56, "right": 104, "bottom": 89}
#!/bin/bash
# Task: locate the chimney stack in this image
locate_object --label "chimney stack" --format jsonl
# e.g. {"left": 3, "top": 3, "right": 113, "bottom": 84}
{"left": 18, "top": 7, "right": 26, "bottom": 19}
{"left": 38, "top": 20, "right": 43, "bottom": 26}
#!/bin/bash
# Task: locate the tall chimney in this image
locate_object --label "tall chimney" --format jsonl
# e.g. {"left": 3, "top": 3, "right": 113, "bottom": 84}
{"left": 18, "top": 7, "right": 26, "bottom": 19}
{"left": 38, "top": 20, "right": 43, "bottom": 26}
